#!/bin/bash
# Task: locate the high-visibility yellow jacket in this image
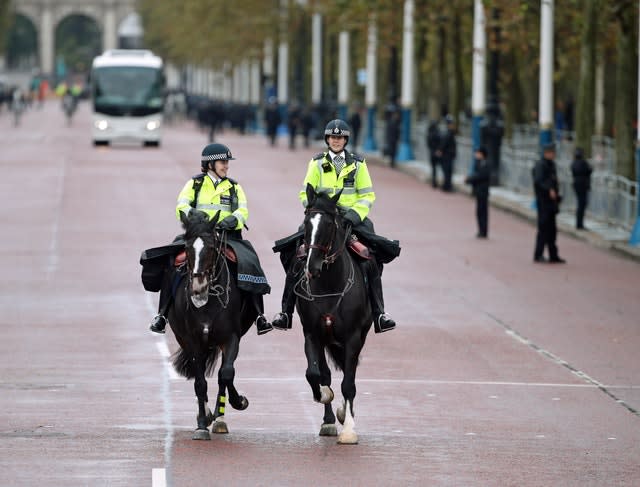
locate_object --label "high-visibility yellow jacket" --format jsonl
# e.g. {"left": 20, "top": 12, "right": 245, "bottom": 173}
{"left": 176, "top": 174, "right": 248, "bottom": 230}
{"left": 299, "top": 151, "right": 376, "bottom": 221}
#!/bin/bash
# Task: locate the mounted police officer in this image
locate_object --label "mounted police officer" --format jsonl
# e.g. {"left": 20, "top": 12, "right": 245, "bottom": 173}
{"left": 146, "top": 142, "right": 273, "bottom": 335}
{"left": 272, "top": 119, "right": 400, "bottom": 334}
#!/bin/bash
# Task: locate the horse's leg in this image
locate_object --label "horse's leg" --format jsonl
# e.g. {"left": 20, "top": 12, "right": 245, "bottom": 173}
{"left": 317, "top": 350, "right": 337, "bottom": 437}
{"left": 211, "top": 370, "right": 229, "bottom": 434}
{"left": 193, "top": 354, "right": 212, "bottom": 440}
{"left": 304, "top": 333, "right": 333, "bottom": 404}
{"left": 336, "top": 341, "right": 361, "bottom": 445}
{"left": 220, "top": 335, "right": 249, "bottom": 411}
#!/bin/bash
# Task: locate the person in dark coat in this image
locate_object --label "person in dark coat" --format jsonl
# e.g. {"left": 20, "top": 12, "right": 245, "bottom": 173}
{"left": 385, "top": 110, "right": 401, "bottom": 168}
{"left": 264, "top": 98, "right": 281, "bottom": 147}
{"left": 426, "top": 121, "right": 441, "bottom": 188}
{"left": 437, "top": 115, "right": 457, "bottom": 192}
{"left": 465, "top": 146, "right": 491, "bottom": 238}
{"left": 349, "top": 108, "right": 362, "bottom": 150}
{"left": 570, "top": 147, "right": 593, "bottom": 230}
{"left": 533, "top": 143, "right": 565, "bottom": 263}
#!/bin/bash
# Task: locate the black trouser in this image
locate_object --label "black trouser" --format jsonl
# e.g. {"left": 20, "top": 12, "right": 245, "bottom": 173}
{"left": 534, "top": 210, "right": 559, "bottom": 259}
{"left": 441, "top": 158, "right": 453, "bottom": 191}
{"left": 575, "top": 189, "right": 588, "bottom": 228}
{"left": 476, "top": 194, "right": 488, "bottom": 236}
{"left": 429, "top": 154, "right": 440, "bottom": 187}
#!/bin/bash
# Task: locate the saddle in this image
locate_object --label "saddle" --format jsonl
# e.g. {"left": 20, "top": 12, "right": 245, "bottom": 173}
{"left": 296, "top": 235, "right": 370, "bottom": 260}
{"left": 174, "top": 247, "right": 237, "bottom": 267}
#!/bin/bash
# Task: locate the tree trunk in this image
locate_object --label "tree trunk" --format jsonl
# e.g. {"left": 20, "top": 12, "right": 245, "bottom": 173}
{"left": 614, "top": 3, "right": 637, "bottom": 180}
{"left": 449, "top": 8, "right": 464, "bottom": 123}
{"left": 575, "top": 0, "right": 599, "bottom": 158}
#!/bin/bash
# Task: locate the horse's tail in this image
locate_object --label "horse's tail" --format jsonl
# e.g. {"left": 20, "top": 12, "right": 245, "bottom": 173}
{"left": 171, "top": 346, "right": 220, "bottom": 379}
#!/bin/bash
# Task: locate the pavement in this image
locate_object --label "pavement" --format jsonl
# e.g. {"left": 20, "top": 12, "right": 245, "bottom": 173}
{"left": 366, "top": 154, "right": 640, "bottom": 263}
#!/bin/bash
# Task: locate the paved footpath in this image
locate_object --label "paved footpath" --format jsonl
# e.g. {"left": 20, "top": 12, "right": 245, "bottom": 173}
{"left": 0, "top": 101, "right": 639, "bottom": 486}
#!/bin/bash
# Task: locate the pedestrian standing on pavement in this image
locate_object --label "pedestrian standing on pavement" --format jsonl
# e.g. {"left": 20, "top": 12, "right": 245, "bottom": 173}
{"left": 570, "top": 147, "right": 593, "bottom": 230}
{"left": 532, "top": 143, "right": 566, "bottom": 263}
{"left": 465, "top": 146, "right": 490, "bottom": 238}
{"left": 385, "top": 110, "right": 401, "bottom": 168}
{"left": 437, "top": 115, "right": 457, "bottom": 192}
{"left": 145, "top": 142, "right": 273, "bottom": 336}
{"left": 264, "top": 98, "right": 281, "bottom": 147}
{"left": 426, "top": 121, "right": 441, "bottom": 188}
{"left": 271, "top": 119, "right": 401, "bottom": 334}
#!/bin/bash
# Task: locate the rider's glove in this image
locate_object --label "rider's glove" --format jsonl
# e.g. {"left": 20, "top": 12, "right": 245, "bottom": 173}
{"left": 217, "top": 216, "right": 238, "bottom": 231}
{"left": 343, "top": 209, "right": 361, "bottom": 228}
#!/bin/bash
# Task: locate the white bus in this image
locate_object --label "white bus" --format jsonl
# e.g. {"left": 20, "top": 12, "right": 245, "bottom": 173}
{"left": 90, "top": 49, "right": 165, "bottom": 147}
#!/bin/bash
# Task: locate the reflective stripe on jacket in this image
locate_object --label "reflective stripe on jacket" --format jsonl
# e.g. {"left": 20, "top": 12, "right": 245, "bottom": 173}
{"left": 175, "top": 175, "right": 248, "bottom": 229}
{"left": 299, "top": 152, "right": 375, "bottom": 221}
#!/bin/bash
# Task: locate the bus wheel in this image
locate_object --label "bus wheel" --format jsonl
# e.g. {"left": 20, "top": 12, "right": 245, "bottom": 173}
{"left": 93, "top": 140, "right": 109, "bottom": 147}
{"left": 144, "top": 141, "right": 160, "bottom": 148}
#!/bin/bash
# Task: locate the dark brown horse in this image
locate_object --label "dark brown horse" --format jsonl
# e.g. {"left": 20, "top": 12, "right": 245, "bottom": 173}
{"left": 168, "top": 210, "right": 256, "bottom": 440}
{"left": 296, "top": 184, "right": 373, "bottom": 444}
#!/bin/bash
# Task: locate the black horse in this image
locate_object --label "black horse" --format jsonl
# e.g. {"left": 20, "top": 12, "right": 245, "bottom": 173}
{"left": 296, "top": 184, "right": 373, "bottom": 444}
{"left": 168, "top": 209, "right": 256, "bottom": 440}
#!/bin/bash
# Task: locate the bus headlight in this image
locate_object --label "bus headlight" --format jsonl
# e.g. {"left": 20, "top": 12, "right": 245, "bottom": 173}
{"left": 146, "top": 120, "right": 160, "bottom": 131}
{"left": 95, "top": 120, "right": 109, "bottom": 131}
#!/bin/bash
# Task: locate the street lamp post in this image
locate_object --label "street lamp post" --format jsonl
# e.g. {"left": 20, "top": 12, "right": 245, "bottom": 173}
{"left": 481, "top": 7, "right": 504, "bottom": 186}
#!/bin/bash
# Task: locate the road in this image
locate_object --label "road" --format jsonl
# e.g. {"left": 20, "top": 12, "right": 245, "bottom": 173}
{"left": 0, "top": 100, "right": 639, "bottom": 487}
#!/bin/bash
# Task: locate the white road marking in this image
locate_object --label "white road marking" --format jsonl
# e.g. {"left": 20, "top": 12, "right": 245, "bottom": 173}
{"left": 152, "top": 468, "right": 166, "bottom": 487}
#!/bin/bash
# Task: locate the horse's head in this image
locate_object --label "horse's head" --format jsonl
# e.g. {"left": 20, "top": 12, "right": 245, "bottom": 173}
{"left": 303, "top": 183, "right": 344, "bottom": 279}
{"left": 180, "top": 209, "right": 221, "bottom": 308}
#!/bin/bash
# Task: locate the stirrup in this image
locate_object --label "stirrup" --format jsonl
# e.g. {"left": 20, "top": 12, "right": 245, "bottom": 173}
{"left": 272, "top": 312, "right": 292, "bottom": 330}
{"left": 149, "top": 315, "right": 167, "bottom": 334}
{"left": 374, "top": 313, "right": 395, "bottom": 334}
{"left": 256, "top": 315, "right": 273, "bottom": 335}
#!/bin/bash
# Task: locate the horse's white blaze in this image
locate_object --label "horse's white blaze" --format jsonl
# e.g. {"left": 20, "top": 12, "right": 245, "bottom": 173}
{"left": 338, "top": 399, "right": 358, "bottom": 444}
{"left": 193, "top": 237, "right": 205, "bottom": 273}
{"left": 305, "top": 213, "right": 322, "bottom": 270}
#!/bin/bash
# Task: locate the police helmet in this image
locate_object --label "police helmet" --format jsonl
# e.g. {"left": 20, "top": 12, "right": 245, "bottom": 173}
{"left": 201, "top": 143, "right": 235, "bottom": 170}
{"left": 324, "top": 119, "right": 351, "bottom": 146}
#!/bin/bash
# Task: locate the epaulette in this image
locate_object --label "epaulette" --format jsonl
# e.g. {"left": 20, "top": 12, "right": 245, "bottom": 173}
{"left": 226, "top": 177, "right": 238, "bottom": 185}
{"left": 192, "top": 172, "right": 206, "bottom": 180}
{"left": 312, "top": 152, "right": 326, "bottom": 161}
{"left": 350, "top": 152, "right": 364, "bottom": 162}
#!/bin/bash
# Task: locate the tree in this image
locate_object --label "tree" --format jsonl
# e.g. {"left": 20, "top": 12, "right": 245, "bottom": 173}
{"left": 575, "top": 0, "right": 600, "bottom": 158}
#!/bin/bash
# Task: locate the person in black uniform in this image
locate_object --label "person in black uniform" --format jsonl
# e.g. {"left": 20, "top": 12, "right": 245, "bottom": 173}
{"left": 570, "top": 147, "right": 593, "bottom": 230}
{"left": 533, "top": 143, "right": 566, "bottom": 263}
{"left": 465, "top": 146, "right": 491, "bottom": 238}
{"left": 426, "top": 121, "right": 441, "bottom": 188}
{"left": 437, "top": 115, "right": 457, "bottom": 192}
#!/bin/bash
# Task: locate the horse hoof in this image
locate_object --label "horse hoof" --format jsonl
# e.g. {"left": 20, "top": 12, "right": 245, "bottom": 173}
{"left": 192, "top": 428, "right": 211, "bottom": 440}
{"left": 336, "top": 406, "right": 345, "bottom": 425}
{"left": 319, "top": 385, "right": 334, "bottom": 404}
{"left": 337, "top": 431, "right": 358, "bottom": 444}
{"left": 238, "top": 396, "right": 249, "bottom": 411}
{"left": 319, "top": 423, "right": 338, "bottom": 436}
{"left": 212, "top": 420, "right": 229, "bottom": 434}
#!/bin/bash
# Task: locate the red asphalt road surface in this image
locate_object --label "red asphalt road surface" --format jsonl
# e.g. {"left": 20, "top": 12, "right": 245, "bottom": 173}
{"left": 1, "top": 101, "right": 639, "bottom": 487}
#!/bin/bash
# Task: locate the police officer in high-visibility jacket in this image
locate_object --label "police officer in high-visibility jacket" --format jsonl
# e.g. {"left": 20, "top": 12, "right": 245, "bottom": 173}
{"left": 272, "top": 119, "right": 400, "bottom": 333}
{"left": 149, "top": 142, "right": 273, "bottom": 336}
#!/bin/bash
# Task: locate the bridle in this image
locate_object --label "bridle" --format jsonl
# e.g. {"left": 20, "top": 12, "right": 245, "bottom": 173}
{"left": 184, "top": 230, "right": 231, "bottom": 308}
{"left": 304, "top": 207, "right": 350, "bottom": 266}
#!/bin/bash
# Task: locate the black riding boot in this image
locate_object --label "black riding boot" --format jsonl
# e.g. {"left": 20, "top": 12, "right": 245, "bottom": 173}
{"left": 150, "top": 264, "right": 173, "bottom": 333}
{"left": 150, "top": 291, "right": 172, "bottom": 334}
{"left": 272, "top": 265, "right": 298, "bottom": 330}
{"left": 364, "top": 261, "right": 396, "bottom": 333}
{"left": 250, "top": 293, "right": 273, "bottom": 335}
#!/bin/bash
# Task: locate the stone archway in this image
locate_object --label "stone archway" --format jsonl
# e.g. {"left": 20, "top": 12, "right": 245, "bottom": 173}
{"left": 6, "top": 13, "right": 38, "bottom": 70}
{"left": 12, "top": 0, "right": 138, "bottom": 75}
